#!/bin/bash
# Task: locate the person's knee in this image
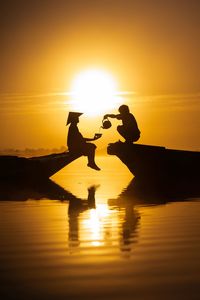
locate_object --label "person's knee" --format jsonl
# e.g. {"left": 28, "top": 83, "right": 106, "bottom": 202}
{"left": 90, "top": 143, "right": 96, "bottom": 150}
{"left": 117, "top": 125, "right": 123, "bottom": 134}
{"left": 133, "top": 132, "right": 140, "bottom": 142}
{"left": 117, "top": 126, "right": 127, "bottom": 139}
{"left": 86, "top": 143, "right": 96, "bottom": 151}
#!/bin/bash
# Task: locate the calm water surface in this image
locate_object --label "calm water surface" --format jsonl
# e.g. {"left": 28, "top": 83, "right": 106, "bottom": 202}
{"left": 1, "top": 156, "right": 200, "bottom": 300}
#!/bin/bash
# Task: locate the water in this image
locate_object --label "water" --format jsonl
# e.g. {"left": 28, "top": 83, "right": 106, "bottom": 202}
{"left": 1, "top": 156, "right": 200, "bottom": 300}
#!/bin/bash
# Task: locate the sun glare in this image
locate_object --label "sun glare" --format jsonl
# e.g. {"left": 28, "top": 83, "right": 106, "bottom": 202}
{"left": 70, "top": 69, "right": 122, "bottom": 115}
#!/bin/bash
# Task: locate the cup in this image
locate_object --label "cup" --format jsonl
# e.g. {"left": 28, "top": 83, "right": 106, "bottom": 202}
{"left": 94, "top": 133, "right": 102, "bottom": 138}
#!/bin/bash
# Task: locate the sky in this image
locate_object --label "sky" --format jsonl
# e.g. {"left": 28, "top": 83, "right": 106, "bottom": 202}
{"left": 1, "top": 0, "right": 200, "bottom": 150}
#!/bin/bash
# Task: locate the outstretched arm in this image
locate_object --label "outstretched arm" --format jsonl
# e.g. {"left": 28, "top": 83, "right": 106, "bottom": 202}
{"left": 103, "top": 114, "right": 121, "bottom": 119}
{"left": 84, "top": 137, "right": 95, "bottom": 142}
{"left": 104, "top": 114, "right": 116, "bottom": 119}
{"left": 84, "top": 134, "right": 101, "bottom": 142}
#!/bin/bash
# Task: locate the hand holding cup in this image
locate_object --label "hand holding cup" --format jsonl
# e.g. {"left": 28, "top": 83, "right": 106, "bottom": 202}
{"left": 94, "top": 133, "right": 102, "bottom": 140}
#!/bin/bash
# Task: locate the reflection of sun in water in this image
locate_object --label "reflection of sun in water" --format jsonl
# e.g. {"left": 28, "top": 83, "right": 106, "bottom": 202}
{"left": 83, "top": 204, "right": 111, "bottom": 247}
{"left": 70, "top": 69, "right": 123, "bottom": 116}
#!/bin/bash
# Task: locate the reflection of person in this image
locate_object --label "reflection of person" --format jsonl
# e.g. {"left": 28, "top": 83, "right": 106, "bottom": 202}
{"left": 68, "top": 185, "right": 99, "bottom": 252}
{"left": 108, "top": 185, "right": 141, "bottom": 256}
{"left": 66, "top": 112, "right": 101, "bottom": 170}
{"left": 104, "top": 104, "right": 140, "bottom": 143}
{"left": 121, "top": 204, "right": 140, "bottom": 250}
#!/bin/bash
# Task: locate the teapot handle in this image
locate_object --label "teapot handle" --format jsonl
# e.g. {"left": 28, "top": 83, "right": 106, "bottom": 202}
{"left": 102, "top": 117, "right": 107, "bottom": 125}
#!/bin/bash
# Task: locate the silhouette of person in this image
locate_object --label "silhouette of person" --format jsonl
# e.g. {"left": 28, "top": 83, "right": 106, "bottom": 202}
{"left": 68, "top": 185, "right": 99, "bottom": 253}
{"left": 103, "top": 104, "right": 140, "bottom": 143}
{"left": 66, "top": 112, "right": 101, "bottom": 170}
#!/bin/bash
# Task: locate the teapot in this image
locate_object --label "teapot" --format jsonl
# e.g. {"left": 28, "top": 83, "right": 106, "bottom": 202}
{"left": 102, "top": 118, "right": 112, "bottom": 129}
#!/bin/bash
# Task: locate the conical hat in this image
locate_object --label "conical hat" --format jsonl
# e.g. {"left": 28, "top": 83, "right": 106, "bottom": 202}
{"left": 66, "top": 112, "right": 83, "bottom": 125}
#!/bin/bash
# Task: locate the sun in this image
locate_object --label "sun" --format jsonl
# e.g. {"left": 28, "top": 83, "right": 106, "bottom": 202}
{"left": 70, "top": 69, "right": 122, "bottom": 115}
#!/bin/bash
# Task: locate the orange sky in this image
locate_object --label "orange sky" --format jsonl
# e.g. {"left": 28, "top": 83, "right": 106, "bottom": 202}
{"left": 1, "top": 0, "right": 200, "bottom": 150}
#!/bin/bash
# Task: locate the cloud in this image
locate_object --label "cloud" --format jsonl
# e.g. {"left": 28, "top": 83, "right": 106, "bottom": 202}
{"left": 0, "top": 92, "right": 73, "bottom": 115}
{"left": 1, "top": 91, "right": 199, "bottom": 115}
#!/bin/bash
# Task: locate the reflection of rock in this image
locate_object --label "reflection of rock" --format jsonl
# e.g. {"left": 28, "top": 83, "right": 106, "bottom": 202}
{"left": 108, "top": 174, "right": 200, "bottom": 256}
{"left": 109, "top": 176, "right": 200, "bottom": 208}
{"left": 0, "top": 178, "right": 99, "bottom": 206}
{"left": 0, "top": 178, "right": 99, "bottom": 254}
{"left": 0, "top": 178, "right": 79, "bottom": 201}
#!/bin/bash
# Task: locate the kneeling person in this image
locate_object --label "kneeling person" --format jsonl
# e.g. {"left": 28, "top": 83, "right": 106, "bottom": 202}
{"left": 103, "top": 105, "right": 140, "bottom": 143}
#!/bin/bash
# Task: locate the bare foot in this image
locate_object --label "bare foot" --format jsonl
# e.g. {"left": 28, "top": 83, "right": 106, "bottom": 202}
{"left": 87, "top": 163, "right": 101, "bottom": 171}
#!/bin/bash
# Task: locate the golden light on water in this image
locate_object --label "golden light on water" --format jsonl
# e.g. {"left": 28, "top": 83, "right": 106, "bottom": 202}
{"left": 83, "top": 204, "right": 113, "bottom": 247}
{"left": 89, "top": 209, "right": 102, "bottom": 247}
{"left": 69, "top": 69, "right": 123, "bottom": 116}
